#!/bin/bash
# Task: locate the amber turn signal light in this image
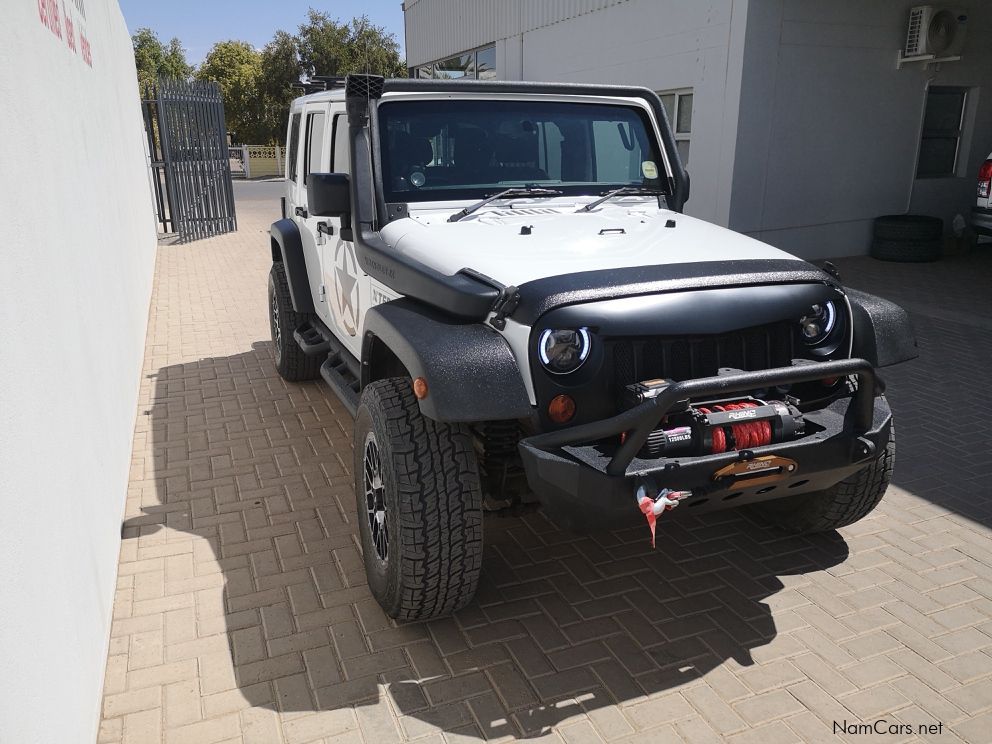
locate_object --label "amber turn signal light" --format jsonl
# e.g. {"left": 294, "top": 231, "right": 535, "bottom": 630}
{"left": 548, "top": 394, "right": 576, "bottom": 423}
{"left": 412, "top": 377, "right": 429, "bottom": 399}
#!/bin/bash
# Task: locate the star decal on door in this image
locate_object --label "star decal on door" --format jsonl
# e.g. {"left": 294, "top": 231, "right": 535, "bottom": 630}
{"left": 334, "top": 242, "right": 360, "bottom": 336}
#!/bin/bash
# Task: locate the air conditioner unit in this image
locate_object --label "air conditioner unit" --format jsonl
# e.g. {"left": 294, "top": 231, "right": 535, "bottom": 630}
{"left": 905, "top": 6, "right": 968, "bottom": 57}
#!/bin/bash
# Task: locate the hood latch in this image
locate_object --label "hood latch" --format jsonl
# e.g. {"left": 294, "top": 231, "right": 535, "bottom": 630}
{"left": 489, "top": 285, "right": 521, "bottom": 330}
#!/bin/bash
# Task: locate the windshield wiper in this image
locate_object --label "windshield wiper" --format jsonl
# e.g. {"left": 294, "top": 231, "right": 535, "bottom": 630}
{"left": 576, "top": 186, "right": 666, "bottom": 213}
{"left": 448, "top": 186, "right": 563, "bottom": 223}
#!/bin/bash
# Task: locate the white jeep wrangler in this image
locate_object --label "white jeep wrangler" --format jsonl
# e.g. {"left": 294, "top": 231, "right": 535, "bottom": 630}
{"left": 268, "top": 75, "right": 917, "bottom": 620}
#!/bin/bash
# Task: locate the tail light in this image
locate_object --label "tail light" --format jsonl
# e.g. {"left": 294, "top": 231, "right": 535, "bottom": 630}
{"left": 979, "top": 159, "right": 992, "bottom": 199}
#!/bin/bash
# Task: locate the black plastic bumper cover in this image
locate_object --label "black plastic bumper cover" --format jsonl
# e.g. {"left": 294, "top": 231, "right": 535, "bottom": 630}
{"left": 518, "top": 358, "right": 892, "bottom": 529}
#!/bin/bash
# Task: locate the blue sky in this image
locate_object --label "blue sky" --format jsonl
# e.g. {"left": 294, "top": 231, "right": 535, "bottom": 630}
{"left": 117, "top": 0, "right": 406, "bottom": 66}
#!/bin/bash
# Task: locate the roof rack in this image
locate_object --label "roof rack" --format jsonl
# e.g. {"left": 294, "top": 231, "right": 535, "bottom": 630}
{"left": 291, "top": 75, "right": 347, "bottom": 95}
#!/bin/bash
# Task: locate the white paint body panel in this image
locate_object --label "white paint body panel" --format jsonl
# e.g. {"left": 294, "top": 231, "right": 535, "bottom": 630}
{"left": 380, "top": 201, "right": 794, "bottom": 288}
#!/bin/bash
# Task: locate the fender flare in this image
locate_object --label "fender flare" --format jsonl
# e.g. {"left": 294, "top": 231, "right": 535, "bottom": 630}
{"left": 269, "top": 218, "right": 315, "bottom": 314}
{"left": 846, "top": 289, "right": 918, "bottom": 367}
{"left": 362, "top": 299, "right": 533, "bottom": 423}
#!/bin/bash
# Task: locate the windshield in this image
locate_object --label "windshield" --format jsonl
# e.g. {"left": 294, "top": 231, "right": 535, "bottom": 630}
{"left": 377, "top": 99, "right": 668, "bottom": 204}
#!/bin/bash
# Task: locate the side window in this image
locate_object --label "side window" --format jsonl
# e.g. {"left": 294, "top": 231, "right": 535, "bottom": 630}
{"left": 287, "top": 113, "right": 301, "bottom": 182}
{"left": 332, "top": 114, "right": 350, "bottom": 173}
{"left": 303, "top": 111, "right": 326, "bottom": 184}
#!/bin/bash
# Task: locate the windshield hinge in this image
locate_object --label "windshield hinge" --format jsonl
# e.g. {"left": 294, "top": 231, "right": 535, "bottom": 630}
{"left": 489, "top": 285, "right": 521, "bottom": 331}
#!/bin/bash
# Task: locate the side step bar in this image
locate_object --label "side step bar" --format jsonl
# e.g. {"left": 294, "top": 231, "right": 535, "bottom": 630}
{"left": 293, "top": 323, "right": 331, "bottom": 356}
{"left": 320, "top": 354, "right": 360, "bottom": 418}
{"left": 295, "top": 319, "right": 363, "bottom": 417}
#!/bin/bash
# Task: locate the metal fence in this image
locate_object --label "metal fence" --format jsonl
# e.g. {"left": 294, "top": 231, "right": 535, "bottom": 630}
{"left": 141, "top": 78, "right": 237, "bottom": 243}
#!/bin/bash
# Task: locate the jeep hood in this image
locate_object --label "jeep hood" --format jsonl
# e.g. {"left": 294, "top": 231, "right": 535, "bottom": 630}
{"left": 379, "top": 204, "right": 799, "bottom": 288}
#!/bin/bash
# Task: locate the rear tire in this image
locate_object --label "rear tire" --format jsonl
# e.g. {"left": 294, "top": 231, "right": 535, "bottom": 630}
{"left": 753, "top": 423, "right": 895, "bottom": 533}
{"left": 354, "top": 378, "right": 483, "bottom": 620}
{"left": 268, "top": 263, "right": 321, "bottom": 382}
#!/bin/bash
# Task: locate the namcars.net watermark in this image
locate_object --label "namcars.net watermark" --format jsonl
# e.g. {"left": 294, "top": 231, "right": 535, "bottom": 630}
{"left": 834, "top": 720, "right": 944, "bottom": 736}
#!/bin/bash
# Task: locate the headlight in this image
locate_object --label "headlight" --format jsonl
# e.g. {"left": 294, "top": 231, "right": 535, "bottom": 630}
{"left": 538, "top": 328, "right": 592, "bottom": 374}
{"left": 799, "top": 301, "right": 837, "bottom": 346}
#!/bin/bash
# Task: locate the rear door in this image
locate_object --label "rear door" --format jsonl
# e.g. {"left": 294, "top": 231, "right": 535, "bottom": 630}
{"left": 290, "top": 101, "right": 334, "bottom": 327}
{"left": 322, "top": 109, "right": 366, "bottom": 360}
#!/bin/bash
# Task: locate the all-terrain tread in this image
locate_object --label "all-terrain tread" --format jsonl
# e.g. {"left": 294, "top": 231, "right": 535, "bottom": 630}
{"left": 756, "top": 424, "right": 895, "bottom": 533}
{"left": 269, "top": 262, "right": 322, "bottom": 382}
{"left": 358, "top": 378, "right": 483, "bottom": 620}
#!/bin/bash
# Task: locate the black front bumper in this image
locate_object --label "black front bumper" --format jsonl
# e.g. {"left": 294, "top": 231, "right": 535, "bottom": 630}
{"left": 518, "top": 358, "right": 892, "bottom": 529}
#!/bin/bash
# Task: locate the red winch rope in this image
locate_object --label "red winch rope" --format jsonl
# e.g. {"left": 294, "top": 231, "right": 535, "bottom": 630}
{"left": 699, "top": 401, "right": 773, "bottom": 454}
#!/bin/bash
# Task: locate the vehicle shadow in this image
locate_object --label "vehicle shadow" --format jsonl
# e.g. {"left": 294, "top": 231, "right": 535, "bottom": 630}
{"left": 128, "top": 340, "right": 850, "bottom": 739}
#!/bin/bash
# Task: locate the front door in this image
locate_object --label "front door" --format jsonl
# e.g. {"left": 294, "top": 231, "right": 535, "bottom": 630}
{"left": 322, "top": 110, "right": 367, "bottom": 361}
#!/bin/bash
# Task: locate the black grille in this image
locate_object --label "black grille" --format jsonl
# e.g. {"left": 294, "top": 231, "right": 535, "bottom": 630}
{"left": 610, "top": 321, "right": 795, "bottom": 394}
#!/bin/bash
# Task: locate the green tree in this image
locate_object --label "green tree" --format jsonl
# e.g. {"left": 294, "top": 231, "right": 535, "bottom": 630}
{"left": 195, "top": 41, "right": 265, "bottom": 143}
{"left": 259, "top": 31, "right": 302, "bottom": 143}
{"left": 296, "top": 10, "right": 406, "bottom": 79}
{"left": 296, "top": 9, "right": 350, "bottom": 78}
{"left": 132, "top": 27, "right": 192, "bottom": 91}
{"left": 345, "top": 16, "right": 407, "bottom": 78}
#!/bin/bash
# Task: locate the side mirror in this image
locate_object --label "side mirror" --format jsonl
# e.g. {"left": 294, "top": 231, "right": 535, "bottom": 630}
{"left": 308, "top": 173, "right": 351, "bottom": 217}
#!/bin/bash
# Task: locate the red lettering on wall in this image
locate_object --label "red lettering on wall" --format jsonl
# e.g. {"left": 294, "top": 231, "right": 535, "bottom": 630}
{"left": 80, "top": 32, "right": 92, "bottom": 67}
{"left": 38, "top": 0, "right": 92, "bottom": 68}
{"left": 63, "top": 3, "right": 77, "bottom": 52}
{"left": 38, "top": 0, "right": 63, "bottom": 39}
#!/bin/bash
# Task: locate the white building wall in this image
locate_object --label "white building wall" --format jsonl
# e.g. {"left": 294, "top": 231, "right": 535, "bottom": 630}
{"left": 731, "top": 0, "right": 992, "bottom": 258}
{"left": 403, "top": 0, "right": 632, "bottom": 67}
{"left": 0, "top": 1, "right": 157, "bottom": 742}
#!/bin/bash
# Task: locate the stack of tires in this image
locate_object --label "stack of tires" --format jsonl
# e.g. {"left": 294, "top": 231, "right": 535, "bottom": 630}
{"left": 871, "top": 215, "right": 943, "bottom": 262}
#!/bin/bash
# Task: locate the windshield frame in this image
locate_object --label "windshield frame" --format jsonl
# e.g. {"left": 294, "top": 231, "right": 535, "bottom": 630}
{"left": 375, "top": 94, "right": 672, "bottom": 206}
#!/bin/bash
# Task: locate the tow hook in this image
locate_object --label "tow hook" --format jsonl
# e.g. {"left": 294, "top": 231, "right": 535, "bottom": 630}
{"left": 635, "top": 479, "right": 691, "bottom": 548}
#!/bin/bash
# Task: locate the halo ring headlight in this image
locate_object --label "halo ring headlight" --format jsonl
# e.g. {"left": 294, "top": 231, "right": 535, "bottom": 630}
{"left": 799, "top": 301, "right": 838, "bottom": 346}
{"left": 538, "top": 328, "right": 592, "bottom": 375}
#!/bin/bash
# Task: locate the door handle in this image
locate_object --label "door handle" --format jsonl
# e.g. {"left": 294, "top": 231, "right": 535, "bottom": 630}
{"left": 295, "top": 206, "right": 308, "bottom": 218}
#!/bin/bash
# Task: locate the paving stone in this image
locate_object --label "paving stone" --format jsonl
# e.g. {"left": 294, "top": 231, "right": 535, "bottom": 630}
{"left": 122, "top": 709, "right": 161, "bottom": 744}
{"left": 104, "top": 686, "right": 163, "bottom": 718}
{"left": 733, "top": 689, "right": 805, "bottom": 726}
{"left": 280, "top": 708, "right": 357, "bottom": 744}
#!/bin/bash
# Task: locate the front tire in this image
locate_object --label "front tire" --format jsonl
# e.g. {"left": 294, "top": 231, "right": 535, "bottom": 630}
{"left": 753, "top": 422, "right": 895, "bottom": 533}
{"left": 354, "top": 378, "right": 484, "bottom": 620}
{"left": 268, "top": 263, "right": 321, "bottom": 382}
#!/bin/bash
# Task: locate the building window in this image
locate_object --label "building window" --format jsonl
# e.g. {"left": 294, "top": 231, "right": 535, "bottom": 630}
{"left": 917, "top": 86, "right": 967, "bottom": 178}
{"left": 472, "top": 46, "right": 496, "bottom": 80}
{"left": 414, "top": 44, "right": 497, "bottom": 80}
{"left": 658, "top": 89, "right": 693, "bottom": 166}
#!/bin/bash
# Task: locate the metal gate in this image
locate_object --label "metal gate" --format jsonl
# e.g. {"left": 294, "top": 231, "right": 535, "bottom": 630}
{"left": 141, "top": 78, "right": 237, "bottom": 242}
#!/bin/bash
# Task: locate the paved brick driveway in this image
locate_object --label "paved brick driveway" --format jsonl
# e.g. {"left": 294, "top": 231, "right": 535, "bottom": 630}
{"left": 99, "top": 186, "right": 992, "bottom": 744}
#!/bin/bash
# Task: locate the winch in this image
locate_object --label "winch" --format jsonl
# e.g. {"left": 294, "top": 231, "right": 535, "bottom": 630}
{"left": 622, "top": 378, "right": 805, "bottom": 458}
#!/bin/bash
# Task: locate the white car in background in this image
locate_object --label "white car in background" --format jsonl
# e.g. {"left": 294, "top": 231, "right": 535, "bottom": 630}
{"left": 975, "top": 151, "right": 992, "bottom": 235}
